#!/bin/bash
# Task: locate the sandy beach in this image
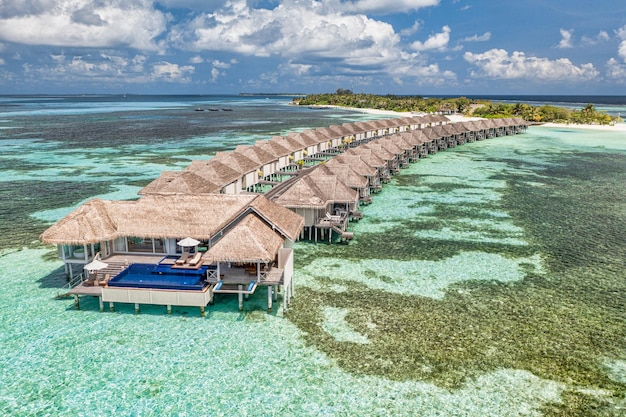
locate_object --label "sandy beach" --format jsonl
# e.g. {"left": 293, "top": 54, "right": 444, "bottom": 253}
{"left": 325, "top": 104, "right": 626, "bottom": 132}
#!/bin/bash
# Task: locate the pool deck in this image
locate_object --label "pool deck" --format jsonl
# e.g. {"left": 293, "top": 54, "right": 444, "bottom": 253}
{"left": 67, "top": 254, "right": 292, "bottom": 314}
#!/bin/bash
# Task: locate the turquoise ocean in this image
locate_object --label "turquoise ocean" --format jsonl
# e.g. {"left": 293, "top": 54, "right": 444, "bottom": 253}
{"left": 0, "top": 95, "right": 625, "bottom": 416}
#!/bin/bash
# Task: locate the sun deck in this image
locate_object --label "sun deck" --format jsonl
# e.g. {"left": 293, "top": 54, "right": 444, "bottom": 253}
{"left": 66, "top": 253, "right": 293, "bottom": 315}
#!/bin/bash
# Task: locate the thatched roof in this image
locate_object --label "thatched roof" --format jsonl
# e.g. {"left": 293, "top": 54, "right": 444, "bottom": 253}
{"left": 267, "top": 136, "right": 303, "bottom": 154}
{"left": 271, "top": 174, "right": 358, "bottom": 209}
{"left": 353, "top": 121, "right": 378, "bottom": 133}
{"left": 247, "top": 195, "right": 304, "bottom": 241}
{"left": 345, "top": 147, "right": 386, "bottom": 167}
{"left": 286, "top": 131, "right": 318, "bottom": 147}
{"left": 139, "top": 171, "right": 222, "bottom": 195}
{"left": 40, "top": 194, "right": 303, "bottom": 245}
{"left": 315, "top": 127, "right": 342, "bottom": 140}
{"left": 327, "top": 124, "right": 353, "bottom": 137}
{"left": 234, "top": 145, "right": 277, "bottom": 165}
{"left": 256, "top": 139, "right": 293, "bottom": 158}
{"left": 309, "top": 163, "right": 368, "bottom": 190}
{"left": 326, "top": 154, "right": 378, "bottom": 177}
{"left": 362, "top": 142, "right": 397, "bottom": 160}
{"left": 389, "top": 134, "right": 416, "bottom": 151}
{"left": 139, "top": 171, "right": 179, "bottom": 195}
{"left": 187, "top": 159, "right": 241, "bottom": 187}
{"left": 213, "top": 151, "right": 260, "bottom": 174}
{"left": 202, "top": 214, "right": 285, "bottom": 263}
{"left": 421, "top": 127, "right": 442, "bottom": 141}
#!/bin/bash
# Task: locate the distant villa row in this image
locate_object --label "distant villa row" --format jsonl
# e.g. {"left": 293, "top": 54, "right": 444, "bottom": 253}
{"left": 139, "top": 114, "right": 529, "bottom": 242}
{"left": 40, "top": 114, "right": 528, "bottom": 315}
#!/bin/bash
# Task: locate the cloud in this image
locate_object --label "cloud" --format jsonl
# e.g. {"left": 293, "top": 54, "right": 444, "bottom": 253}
{"left": 212, "top": 59, "right": 231, "bottom": 69}
{"left": 152, "top": 61, "right": 194, "bottom": 82}
{"left": 581, "top": 31, "right": 609, "bottom": 45}
{"left": 210, "top": 67, "right": 220, "bottom": 82}
{"left": 616, "top": 25, "right": 626, "bottom": 62}
{"left": 462, "top": 32, "right": 491, "bottom": 42}
{"left": 339, "top": 0, "right": 440, "bottom": 15}
{"left": 606, "top": 58, "right": 626, "bottom": 81}
{"left": 400, "top": 20, "right": 422, "bottom": 37}
{"left": 171, "top": 1, "right": 403, "bottom": 68}
{"left": 557, "top": 29, "right": 574, "bottom": 49}
{"left": 0, "top": 0, "right": 168, "bottom": 51}
{"left": 619, "top": 41, "right": 626, "bottom": 62}
{"left": 464, "top": 49, "right": 599, "bottom": 81}
{"left": 410, "top": 26, "right": 451, "bottom": 51}
{"left": 189, "top": 55, "right": 204, "bottom": 64}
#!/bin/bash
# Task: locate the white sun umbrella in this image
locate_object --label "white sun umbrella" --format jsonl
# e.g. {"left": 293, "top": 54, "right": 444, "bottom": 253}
{"left": 177, "top": 237, "right": 201, "bottom": 247}
{"left": 84, "top": 258, "right": 108, "bottom": 272}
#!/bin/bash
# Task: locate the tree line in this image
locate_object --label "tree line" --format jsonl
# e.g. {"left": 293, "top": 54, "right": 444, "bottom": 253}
{"left": 293, "top": 91, "right": 621, "bottom": 125}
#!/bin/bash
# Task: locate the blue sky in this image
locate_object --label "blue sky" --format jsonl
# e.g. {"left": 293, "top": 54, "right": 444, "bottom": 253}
{"left": 1, "top": 0, "right": 625, "bottom": 95}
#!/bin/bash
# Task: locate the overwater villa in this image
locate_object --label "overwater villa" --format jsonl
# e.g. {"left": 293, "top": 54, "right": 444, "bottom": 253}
{"left": 40, "top": 113, "right": 529, "bottom": 316}
{"left": 40, "top": 194, "right": 304, "bottom": 315}
{"left": 267, "top": 173, "right": 360, "bottom": 243}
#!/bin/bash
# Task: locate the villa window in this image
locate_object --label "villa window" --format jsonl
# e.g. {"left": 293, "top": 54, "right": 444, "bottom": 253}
{"left": 62, "top": 244, "right": 87, "bottom": 261}
{"left": 127, "top": 237, "right": 152, "bottom": 253}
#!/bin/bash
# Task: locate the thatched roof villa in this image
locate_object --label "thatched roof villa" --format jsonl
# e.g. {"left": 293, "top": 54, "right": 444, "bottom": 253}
{"left": 41, "top": 194, "right": 304, "bottom": 314}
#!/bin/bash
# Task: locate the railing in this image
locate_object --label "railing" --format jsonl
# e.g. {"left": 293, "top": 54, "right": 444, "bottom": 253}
{"left": 58, "top": 272, "right": 85, "bottom": 296}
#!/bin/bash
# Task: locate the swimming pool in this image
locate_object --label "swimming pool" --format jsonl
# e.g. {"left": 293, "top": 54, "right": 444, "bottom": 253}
{"left": 108, "top": 263, "right": 212, "bottom": 291}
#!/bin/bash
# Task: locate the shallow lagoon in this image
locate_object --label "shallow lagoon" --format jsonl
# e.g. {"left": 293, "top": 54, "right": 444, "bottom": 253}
{"left": 0, "top": 96, "right": 624, "bottom": 416}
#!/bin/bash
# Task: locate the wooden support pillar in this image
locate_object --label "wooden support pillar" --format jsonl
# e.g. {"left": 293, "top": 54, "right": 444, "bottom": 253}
{"left": 134, "top": 303, "right": 140, "bottom": 314}
{"left": 267, "top": 286, "right": 273, "bottom": 312}
{"left": 238, "top": 285, "right": 243, "bottom": 310}
{"left": 98, "top": 296, "right": 104, "bottom": 312}
{"left": 74, "top": 294, "right": 80, "bottom": 310}
{"left": 200, "top": 306, "right": 205, "bottom": 317}
{"left": 167, "top": 305, "right": 172, "bottom": 314}
{"left": 282, "top": 288, "right": 287, "bottom": 313}
{"left": 273, "top": 285, "right": 278, "bottom": 301}
{"left": 109, "top": 302, "right": 115, "bottom": 312}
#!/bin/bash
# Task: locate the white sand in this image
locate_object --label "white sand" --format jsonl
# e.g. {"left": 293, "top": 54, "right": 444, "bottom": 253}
{"left": 539, "top": 122, "right": 626, "bottom": 132}
{"left": 319, "top": 105, "right": 626, "bottom": 132}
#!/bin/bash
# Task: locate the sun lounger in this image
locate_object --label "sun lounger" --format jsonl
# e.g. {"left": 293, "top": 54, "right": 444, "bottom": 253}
{"left": 83, "top": 272, "right": 97, "bottom": 286}
{"left": 175, "top": 255, "right": 189, "bottom": 265}
{"left": 188, "top": 252, "right": 202, "bottom": 266}
{"left": 98, "top": 273, "right": 110, "bottom": 286}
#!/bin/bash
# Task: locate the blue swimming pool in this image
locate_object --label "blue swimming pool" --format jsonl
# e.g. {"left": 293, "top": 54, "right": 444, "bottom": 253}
{"left": 108, "top": 263, "right": 213, "bottom": 291}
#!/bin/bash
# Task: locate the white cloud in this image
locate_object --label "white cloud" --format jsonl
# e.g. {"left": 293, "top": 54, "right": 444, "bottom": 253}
{"left": 173, "top": 2, "right": 402, "bottom": 64}
{"left": 410, "top": 26, "right": 450, "bottom": 51}
{"left": 619, "top": 41, "right": 626, "bottom": 62}
{"left": 0, "top": 58, "right": 5, "bottom": 65}
{"left": 606, "top": 58, "right": 626, "bottom": 81}
{"left": 616, "top": 25, "right": 626, "bottom": 40}
{"left": 581, "top": 30, "right": 609, "bottom": 45}
{"left": 210, "top": 67, "right": 220, "bottom": 82}
{"left": 152, "top": 61, "right": 194, "bottom": 82}
{"left": 339, "top": 0, "right": 440, "bottom": 15}
{"left": 280, "top": 61, "right": 313, "bottom": 76}
{"left": 464, "top": 49, "right": 599, "bottom": 81}
{"left": 189, "top": 55, "right": 204, "bottom": 64}
{"left": 400, "top": 20, "right": 422, "bottom": 37}
{"left": 0, "top": 0, "right": 168, "bottom": 51}
{"left": 462, "top": 32, "right": 491, "bottom": 42}
{"left": 557, "top": 29, "right": 574, "bottom": 49}
{"left": 212, "top": 59, "right": 231, "bottom": 69}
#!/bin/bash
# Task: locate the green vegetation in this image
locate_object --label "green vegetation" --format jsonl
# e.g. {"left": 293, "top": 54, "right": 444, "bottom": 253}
{"left": 293, "top": 90, "right": 476, "bottom": 114}
{"left": 294, "top": 91, "right": 622, "bottom": 125}
{"left": 472, "top": 102, "right": 620, "bottom": 125}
